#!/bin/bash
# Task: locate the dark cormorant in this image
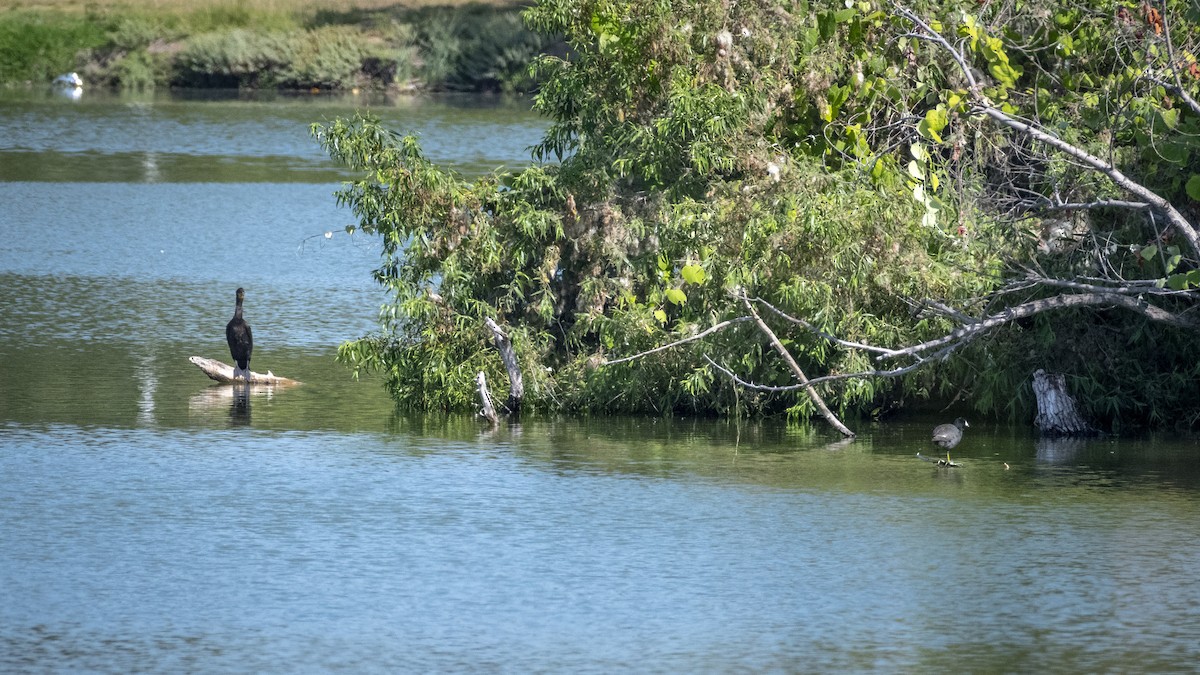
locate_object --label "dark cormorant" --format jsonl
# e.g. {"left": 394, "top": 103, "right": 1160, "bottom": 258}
{"left": 226, "top": 287, "right": 253, "bottom": 380}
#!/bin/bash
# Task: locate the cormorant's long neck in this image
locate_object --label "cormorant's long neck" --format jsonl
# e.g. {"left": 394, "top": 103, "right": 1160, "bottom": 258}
{"left": 234, "top": 299, "right": 243, "bottom": 319}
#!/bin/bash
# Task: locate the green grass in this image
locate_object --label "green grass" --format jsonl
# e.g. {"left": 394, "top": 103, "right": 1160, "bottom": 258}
{"left": 0, "top": 10, "right": 106, "bottom": 83}
{"left": 0, "top": 0, "right": 553, "bottom": 91}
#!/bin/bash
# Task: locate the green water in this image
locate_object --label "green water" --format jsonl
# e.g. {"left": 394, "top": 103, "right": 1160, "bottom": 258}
{"left": 2, "top": 88, "right": 1199, "bottom": 673}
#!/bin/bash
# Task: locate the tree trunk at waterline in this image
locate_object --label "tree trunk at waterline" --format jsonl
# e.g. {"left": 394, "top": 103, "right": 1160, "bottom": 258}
{"left": 1032, "top": 369, "right": 1095, "bottom": 436}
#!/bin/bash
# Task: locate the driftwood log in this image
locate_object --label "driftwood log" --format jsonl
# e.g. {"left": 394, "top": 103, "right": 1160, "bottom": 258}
{"left": 1032, "top": 369, "right": 1095, "bottom": 436}
{"left": 188, "top": 356, "right": 301, "bottom": 386}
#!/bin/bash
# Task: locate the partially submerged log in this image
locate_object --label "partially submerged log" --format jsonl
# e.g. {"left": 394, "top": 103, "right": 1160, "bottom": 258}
{"left": 188, "top": 356, "right": 301, "bottom": 386}
{"left": 473, "top": 318, "right": 524, "bottom": 426}
{"left": 1032, "top": 369, "right": 1095, "bottom": 436}
{"left": 476, "top": 371, "right": 499, "bottom": 426}
{"left": 916, "top": 452, "right": 961, "bottom": 468}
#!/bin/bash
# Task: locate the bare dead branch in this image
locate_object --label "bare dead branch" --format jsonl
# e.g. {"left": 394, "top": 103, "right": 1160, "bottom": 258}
{"left": 485, "top": 317, "right": 523, "bottom": 414}
{"left": 738, "top": 293, "right": 856, "bottom": 438}
{"left": 975, "top": 106, "right": 1200, "bottom": 257}
{"left": 705, "top": 347, "right": 948, "bottom": 391}
{"left": 894, "top": 4, "right": 1200, "bottom": 261}
{"left": 749, "top": 296, "right": 906, "bottom": 356}
{"left": 601, "top": 316, "right": 753, "bottom": 365}
{"left": 1152, "top": 6, "right": 1200, "bottom": 118}
{"left": 757, "top": 285, "right": 1195, "bottom": 369}
{"left": 1042, "top": 199, "right": 1152, "bottom": 213}
{"left": 1147, "top": 75, "right": 1200, "bottom": 118}
{"left": 1022, "top": 276, "right": 1200, "bottom": 299}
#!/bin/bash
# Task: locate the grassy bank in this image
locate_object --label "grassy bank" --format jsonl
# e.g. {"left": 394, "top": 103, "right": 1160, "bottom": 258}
{"left": 0, "top": 0, "right": 556, "bottom": 92}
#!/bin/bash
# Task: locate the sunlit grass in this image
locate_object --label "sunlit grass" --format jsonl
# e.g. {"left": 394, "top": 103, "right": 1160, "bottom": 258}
{"left": 0, "top": 0, "right": 542, "bottom": 90}
{"left": 0, "top": 0, "right": 524, "bottom": 13}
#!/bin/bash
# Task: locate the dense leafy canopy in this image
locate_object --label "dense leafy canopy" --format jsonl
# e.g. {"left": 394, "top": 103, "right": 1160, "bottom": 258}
{"left": 316, "top": 0, "right": 1200, "bottom": 429}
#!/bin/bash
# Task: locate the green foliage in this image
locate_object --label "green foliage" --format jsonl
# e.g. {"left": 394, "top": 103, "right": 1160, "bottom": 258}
{"left": 317, "top": 0, "right": 1200, "bottom": 428}
{"left": 173, "top": 26, "right": 395, "bottom": 89}
{"left": 315, "top": 0, "right": 1009, "bottom": 417}
{"left": 0, "top": 5, "right": 539, "bottom": 92}
{"left": 107, "top": 49, "right": 171, "bottom": 90}
{"left": 0, "top": 10, "right": 106, "bottom": 83}
{"left": 410, "top": 6, "right": 557, "bottom": 91}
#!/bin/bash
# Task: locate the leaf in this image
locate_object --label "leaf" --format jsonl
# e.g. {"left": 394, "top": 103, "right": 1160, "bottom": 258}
{"left": 681, "top": 263, "right": 706, "bottom": 285}
{"left": 917, "top": 118, "right": 942, "bottom": 143}
{"left": 1185, "top": 175, "right": 1200, "bottom": 201}
{"left": 912, "top": 183, "right": 926, "bottom": 203}
{"left": 1166, "top": 254, "right": 1182, "bottom": 274}
{"left": 665, "top": 288, "right": 687, "bottom": 305}
{"left": 907, "top": 159, "right": 925, "bottom": 180}
{"left": 654, "top": 309, "right": 668, "bottom": 323}
{"left": 989, "top": 61, "right": 1022, "bottom": 88}
{"left": 1140, "top": 245, "right": 1158, "bottom": 261}
{"left": 923, "top": 106, "right": 949, "bottom": 139}
{"left": 869, "top": 158, "right": 885, "bottom": 181}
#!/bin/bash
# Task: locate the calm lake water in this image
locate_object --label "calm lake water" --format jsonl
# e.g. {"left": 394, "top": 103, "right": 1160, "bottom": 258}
{"left": 2, "top": 88, "right": 1200, "bottom": 673}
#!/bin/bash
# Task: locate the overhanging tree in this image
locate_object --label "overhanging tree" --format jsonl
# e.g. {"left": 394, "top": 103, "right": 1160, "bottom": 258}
{"left": 315, "top": 0, "right": 1200, "bottom": 430}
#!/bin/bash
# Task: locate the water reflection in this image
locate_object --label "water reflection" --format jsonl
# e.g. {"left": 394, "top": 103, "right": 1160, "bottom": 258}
{"left": 135, "top": 351, "right": 158, "bottom": 427}
{"left": 230, "top": 385, "right": 252, "bottom": 426}
{"left": 1035, "top": 435, "right": 1090, "bottom": 463}
{"left": 2, "top": 417, "right": 1197, "bottom": 673}
{"left": 0, "top": 89, "right": 547, "bottom": 182}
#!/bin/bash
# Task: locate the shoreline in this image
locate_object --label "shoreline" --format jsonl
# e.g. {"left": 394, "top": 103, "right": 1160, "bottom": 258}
{"left": 0, "top": 2, "right": 556, "bottom": 93}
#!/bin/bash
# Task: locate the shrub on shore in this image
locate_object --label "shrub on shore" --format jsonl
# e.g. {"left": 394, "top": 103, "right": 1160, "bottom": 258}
{"left": 172, "top": 26, "right": 402, "bottom": 89}
{"left": 0, "top": 10, "right": 106, "bottom": 85}
{"left": 0, "top": 3, "right": 554, "bottom": 92}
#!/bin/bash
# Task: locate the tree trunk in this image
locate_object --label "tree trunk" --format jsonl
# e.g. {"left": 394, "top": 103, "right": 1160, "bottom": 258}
{"left": 484, "top": 317, "right": 523, "bottom": 415}
{"left": 1032, "top": 369, "right": 1095, "bottom": 436}
{"left": 188, "top": 356, "right": 301, "bottom": 386}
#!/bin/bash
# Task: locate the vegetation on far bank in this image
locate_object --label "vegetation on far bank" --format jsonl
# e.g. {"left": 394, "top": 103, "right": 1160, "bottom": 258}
{"left": 0, "top": 0, "right": 554, "bottom": 91}
{"left": 316, "top": 0, "right": 1200, "bottom": 432}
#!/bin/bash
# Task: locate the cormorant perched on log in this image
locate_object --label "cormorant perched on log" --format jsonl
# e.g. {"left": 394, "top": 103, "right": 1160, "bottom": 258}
{"left": 226, "top": 287, "right": 253, "bottom": 380}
